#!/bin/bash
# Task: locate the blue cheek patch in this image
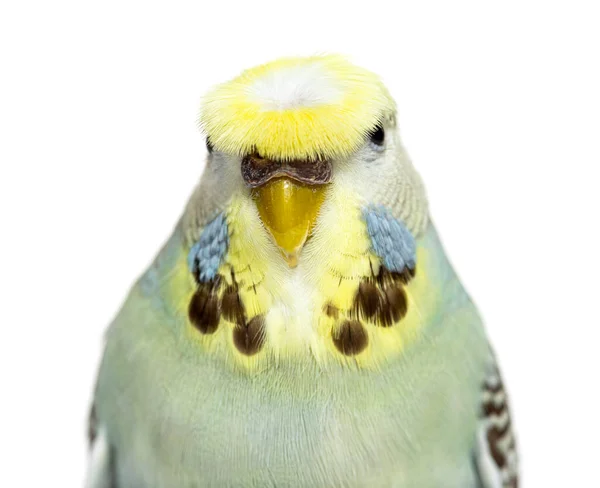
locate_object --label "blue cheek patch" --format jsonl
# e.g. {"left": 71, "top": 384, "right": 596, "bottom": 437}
{"left": 364, "top": 205, "right": 416, "bottom": 272}
{"left": 187, "top": 212, "right": 229, "bottom": 282}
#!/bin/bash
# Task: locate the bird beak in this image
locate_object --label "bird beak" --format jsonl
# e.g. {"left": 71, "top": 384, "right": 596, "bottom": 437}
{"left": 252, "top": 178, "right": 326, "bottom": 267}
{"left": 242, "top": 154, "right": 332, "bottom": 267}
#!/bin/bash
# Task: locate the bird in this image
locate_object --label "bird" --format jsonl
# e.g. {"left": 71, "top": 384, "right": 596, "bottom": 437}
{"left": 86, "top": 54, "right": 518, "bottom": 488}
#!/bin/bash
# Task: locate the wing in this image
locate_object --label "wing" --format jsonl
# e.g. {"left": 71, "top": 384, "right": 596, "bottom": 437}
{"left": 474, "top": 353, "right": 519, "bottom": 488}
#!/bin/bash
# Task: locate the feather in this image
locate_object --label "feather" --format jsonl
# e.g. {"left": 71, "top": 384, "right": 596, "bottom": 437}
{"left": 199, "top": 55, "right": 395, "bottom": 161}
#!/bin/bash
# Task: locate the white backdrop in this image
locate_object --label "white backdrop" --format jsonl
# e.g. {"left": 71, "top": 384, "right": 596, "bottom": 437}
{"left": 1, "top": 1, "right": 599, "bottom": 486}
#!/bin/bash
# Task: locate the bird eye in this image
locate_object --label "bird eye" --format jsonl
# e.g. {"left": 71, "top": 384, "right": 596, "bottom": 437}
{"left": 206, "top": 137, "right": 214, "bottom": 154}
{"left": 369, "top": 124, "right": 385, "bottom": 146}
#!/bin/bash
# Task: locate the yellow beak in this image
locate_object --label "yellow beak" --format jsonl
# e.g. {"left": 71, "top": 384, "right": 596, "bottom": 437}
{"left": 252, "top": 177, "right": 327, "bottom": 267}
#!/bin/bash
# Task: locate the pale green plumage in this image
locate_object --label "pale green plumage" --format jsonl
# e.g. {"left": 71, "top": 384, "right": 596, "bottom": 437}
{"left": 88, "top": 56, "right": 517, "bottom": 488}
{"left": 93, "top": 223, "right": 490, "bottom": 487}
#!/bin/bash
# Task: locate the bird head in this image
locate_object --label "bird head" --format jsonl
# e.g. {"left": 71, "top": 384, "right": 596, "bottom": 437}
{"left": 197, "top": 55, "right": 427, "bottom": 267}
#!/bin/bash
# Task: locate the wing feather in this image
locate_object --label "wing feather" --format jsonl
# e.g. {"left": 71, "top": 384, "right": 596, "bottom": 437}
{"left": 474, "top": 354, "right": 519, "bottom": 487}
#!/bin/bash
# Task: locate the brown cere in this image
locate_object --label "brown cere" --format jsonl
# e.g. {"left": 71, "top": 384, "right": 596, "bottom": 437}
{"left": 233, "top": 315, "right": 266, "bottom": 356}
{"left": 188, "top": 283, "right": 220, "bottom": 334}
{"left": 332, "top": 320, "right": 368, "bottom": 356}
{"left": 221, "top": 285, "right": 246, "bottom": 326}
{"left": 241, "top": 153, "right": 333, "bottom": 188}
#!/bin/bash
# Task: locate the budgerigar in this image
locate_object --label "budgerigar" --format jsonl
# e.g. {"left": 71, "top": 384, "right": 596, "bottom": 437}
{"left": 87, "top": 55, "right": 518, "bottom": 488}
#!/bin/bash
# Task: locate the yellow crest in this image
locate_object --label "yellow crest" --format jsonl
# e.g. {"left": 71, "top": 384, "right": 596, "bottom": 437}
{"left": 199, "top": 55, "right": 395, "bottom": 161}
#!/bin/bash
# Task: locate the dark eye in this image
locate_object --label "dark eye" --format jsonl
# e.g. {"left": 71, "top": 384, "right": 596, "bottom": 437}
{"left": 369, "top": 124, "right": 385, "bottom": 146}
{"left": 206, "top": 137, "right": 214, "bottom": 154}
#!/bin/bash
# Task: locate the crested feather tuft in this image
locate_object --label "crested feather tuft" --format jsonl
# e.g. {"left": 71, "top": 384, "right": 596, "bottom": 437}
{"left": 199, "top": 55, "right": 395, "bottom": 161}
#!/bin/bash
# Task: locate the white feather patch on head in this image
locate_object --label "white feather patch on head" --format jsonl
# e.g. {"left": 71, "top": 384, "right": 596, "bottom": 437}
{"left": 199, "top": 55, "right": 396, "bottom": 161}
{"left": 248, "top": 62, "right": 343, "bottom": 111}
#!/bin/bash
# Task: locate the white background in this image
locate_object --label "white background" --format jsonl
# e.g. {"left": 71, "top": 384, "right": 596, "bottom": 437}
{"left": 1, "top": 1, "right": 599, "bottom": 486}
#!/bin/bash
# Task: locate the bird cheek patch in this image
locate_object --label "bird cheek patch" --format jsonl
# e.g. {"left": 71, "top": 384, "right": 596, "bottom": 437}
{"left": 186, "top": 209, "right": 270, "bottom": 358}
{"left": 187, "top": 213, "right": 229, "bottom": 335}
{"left": 319, "top": 204, "right": 419, "bottom": 359}
{"left": 363, "top": 205, "right": 416, "bottom": 273}
{"left": 188, "top": 213, "right": 229, "bottom": 283}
